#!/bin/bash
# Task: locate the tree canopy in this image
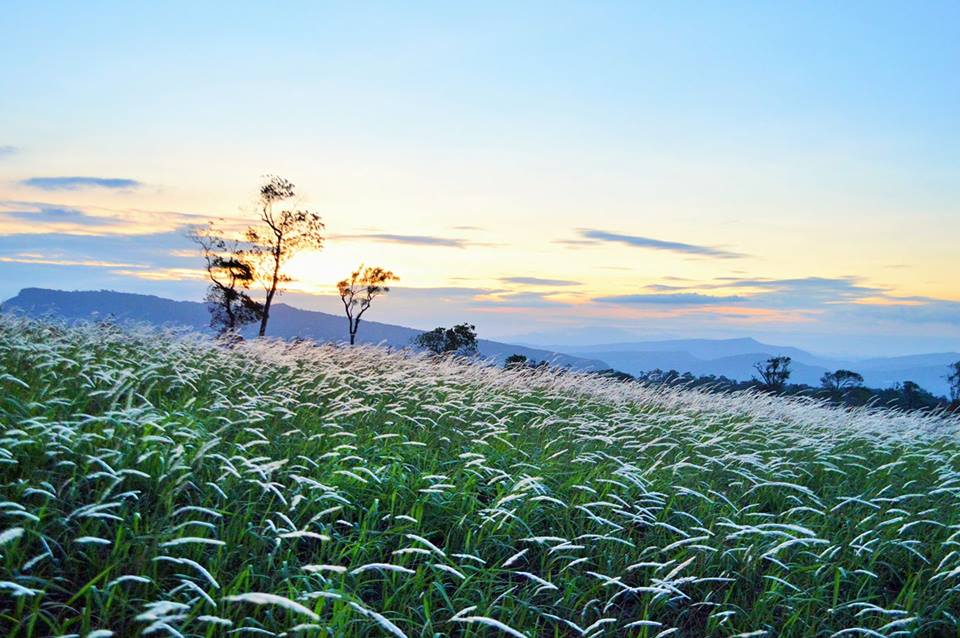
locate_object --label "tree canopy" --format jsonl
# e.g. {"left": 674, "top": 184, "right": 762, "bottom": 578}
{"left": 414, "top": 323, "right": 479, "bottom": 356}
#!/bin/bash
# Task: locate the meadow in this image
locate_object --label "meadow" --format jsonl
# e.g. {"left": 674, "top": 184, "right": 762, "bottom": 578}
{"left": 1, "top": 316, "right": 959, "bottom": 637}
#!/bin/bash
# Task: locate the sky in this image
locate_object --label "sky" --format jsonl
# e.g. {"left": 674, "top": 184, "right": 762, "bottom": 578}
{"left": 1, "top": 1, "right": 958, "bottom": 357}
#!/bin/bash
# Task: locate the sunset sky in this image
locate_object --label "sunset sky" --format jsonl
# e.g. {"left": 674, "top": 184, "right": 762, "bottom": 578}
{"left": 1, "top": 2, "right": 958, "bottom": 356}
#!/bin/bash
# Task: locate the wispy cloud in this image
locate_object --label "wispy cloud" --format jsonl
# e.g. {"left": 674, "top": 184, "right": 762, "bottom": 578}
{"left": 0, "top": 254, "right": 145, "bottom": 269}
{"left": 332, "top": 233, "right": 470, "bottom": 248}
{"left": 0, "top": 200, "right": 209, "bottom": 236}
{"left": 570, "top": 229, "right": 745, "bottom": 259}
{"left": 0, "top": 230, "right": 197, "bottom": 272}
{"left": 716, "top": 276, "right": 885, "bottom": 303}
{"left": 836, "top": 298, "right": 960, "bottom": 325}
{"left": 500, "top": 276, "right": 581, "bottom": 287}
{"left": 594, "top": 293, "right": 747, "bottom": 305}
{"left": 3, "top": 205, "right": 115, "bottom": 227}
{"left": 20, "top": 176, "right": 142, "bottom": 191}
{"left": 0, "top": 145, "right": 17, "bottom": 157}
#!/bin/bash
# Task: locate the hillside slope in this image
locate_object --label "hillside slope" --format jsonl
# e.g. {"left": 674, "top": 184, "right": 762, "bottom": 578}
{"left": 2, "top": 287, "right": 608, "bottom": 370}
{"left": 0, "top": 316, "right": 958, "bottom": 636}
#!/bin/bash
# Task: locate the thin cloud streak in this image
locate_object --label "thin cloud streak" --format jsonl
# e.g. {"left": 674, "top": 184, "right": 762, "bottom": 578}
{"left": 0, "top": 255, "right": 145, "bottom": 269}
{"left": 0, "top": 200, "right": 214, "bottom": 236}
{"left": 331, "top": 233, "right": 471, "bottom": 248}
{"left": 595, "top": 293, "right": 747, "bottom": 305}
{"left": 500, "top": 276, "right": 581, "bottom": 287}
{"left": 574, "top": 229, "right": 745, "bottom": 259}
{"left": 20, "top": 176, "right": 142, "bottom": 190}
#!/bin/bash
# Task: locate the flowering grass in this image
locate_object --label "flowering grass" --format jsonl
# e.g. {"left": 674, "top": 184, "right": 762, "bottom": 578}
{"left": 0, "top": 317, "right": 959, "bottom": 637}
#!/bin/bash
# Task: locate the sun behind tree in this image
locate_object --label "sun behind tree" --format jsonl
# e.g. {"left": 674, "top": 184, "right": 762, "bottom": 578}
{"left": 245, "top": 175, "right": 325, "bottom": 337}
{"left": 337, "top": 265, "right": 399, "bottom": 345}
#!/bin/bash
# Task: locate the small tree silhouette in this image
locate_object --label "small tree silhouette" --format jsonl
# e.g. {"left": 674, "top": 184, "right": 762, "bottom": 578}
{"left": 821, "top": 369, "right": 864, "bottom": 392}
{"left": 753, "top": 356, "right": 792, "bottom": 392}
{"left": 901, "top": 380, "right": 921, "bottom": 410}
{"left": 947, "top": 361, "right": 960, "bottom": 402}
{"left": 414, "top": 323, "right": 479, "bottom": 356}
{"left": 337, "top": 265, "right": 399, "bottom": 345}
{"left": 505, "top": 354, "right": 529, "bottom": 368}
{"left": 188, "top": 222, "right": 263, "bottom": 337}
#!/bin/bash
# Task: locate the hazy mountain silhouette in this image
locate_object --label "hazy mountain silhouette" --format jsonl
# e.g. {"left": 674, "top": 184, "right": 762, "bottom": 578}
{"left": 2, "top": 288, "right": 609, "bottom": 371}
{"left": 4, "top": 288, "right": 955, "bottom": 395}
{"left": 560, "top": 341, "right": 957, "bottom": 395}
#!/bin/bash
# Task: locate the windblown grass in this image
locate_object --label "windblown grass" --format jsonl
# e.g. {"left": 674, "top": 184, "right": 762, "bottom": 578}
{"left": 0, "top": 316, "right": 959, "bottom": 637}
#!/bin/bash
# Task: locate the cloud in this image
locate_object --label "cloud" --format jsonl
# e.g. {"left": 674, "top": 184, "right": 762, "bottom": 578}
{"left": 0, "top": 145, "right": 17, "bottom": 157}
{"left": 0, "top": 200, "right": 210, "bottom": 236}
{"left": 715, "top": 276, "right": 885, "bottom": 304}
{"left": 332, "top": 233, "right": 470, "bottom": 248}
{"left": 0, "top": 231, "right": 198, "bottom": 272}
{"left": 573, "top": 229, "right": 745, "bottom": 259}
{"left": 0, "top": 254, "right": 145, "bottom": 269}
{"left": 553, "top": 239, "right": 601, "bottom": 247}
{"left": 500, "top": 276, "right": 581, "bottom": 287}
{"left": 594, "top": 293, "right": 747, "bottom": 305}
{"left": 3, "top": 205, "right": 116, "bottom": 226}
{"left": 831, "top": 298, "right": 960, "bottom": 325}
{"left": 20, "top": 176, "right": 142, "bottom": 191}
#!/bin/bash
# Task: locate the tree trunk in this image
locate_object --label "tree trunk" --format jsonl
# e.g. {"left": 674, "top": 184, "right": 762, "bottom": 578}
{"left": 259, "top": 286, "right": 276, "bottom": 337}
{"left": 351, "top": 318, "right": 361, "bottom": 345}
{"left": 258, "top": 243, "right": 282, "bottom": 337}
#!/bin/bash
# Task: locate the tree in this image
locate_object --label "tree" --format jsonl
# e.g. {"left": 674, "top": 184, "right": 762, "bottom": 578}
{"left": 948, "top": 361, "right": 960, "bottom": 402}
{"left": 901, "top": 380, "right": 920, "bottom": 410}
{"left": 414, "top": 323, "right": 479, "bottom": 356}
{"left": 337, "top": 265, "right": 399, "bottom": 345}
{"left": 821, "top": 369, "right": 864, "bottom": 392}
{"left": 753, "top": 356, "right": 792, "bottom": 392}
{"left": 505, "top": 354, "right": 528, "bottom": 368}
{"left": 188, "top": 223, "right": 263, "bottom": 337}
{"left": 246, "top": 175, "right": 325, "bottom": 337}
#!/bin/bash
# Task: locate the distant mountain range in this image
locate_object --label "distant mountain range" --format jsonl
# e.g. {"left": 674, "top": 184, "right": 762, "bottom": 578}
{"left": 4, "top": 288, "right": 956, "bottom": 396}
{"left": 1, "top": 288, "right": 609, "bottom": 371}
{"left": 542, "top": 338, "right": 957, "bottom": 396}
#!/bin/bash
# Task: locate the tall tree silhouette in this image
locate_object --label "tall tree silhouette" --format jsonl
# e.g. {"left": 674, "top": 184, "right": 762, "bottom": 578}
{"left": 337, "top": 265, "right": 399, "bottom": 345}
{"left": 188, "top": 223, "right": 263, "bottom": 337}
{"left": 246, "top": 175, "right": 325, "bottom": 337}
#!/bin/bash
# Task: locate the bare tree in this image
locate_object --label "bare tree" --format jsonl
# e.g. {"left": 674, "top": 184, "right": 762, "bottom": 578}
{"left": 188, "top": 223, "right": 263, "bottom": 337}
{"left": 753, "top": 355, "right": 792, "bottom": 392}
{"left": 337, "top": 265, "right": 399, "bottom": 345}
{"left": 246, "top": 175, "right": 325, "bottom": 337}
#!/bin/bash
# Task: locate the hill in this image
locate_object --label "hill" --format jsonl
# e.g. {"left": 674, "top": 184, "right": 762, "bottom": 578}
{"left": 1, "top": 315, "right": 958, "bottom": 636}
{"left": 1, "top": 287, "right": 608, "bottom": 371}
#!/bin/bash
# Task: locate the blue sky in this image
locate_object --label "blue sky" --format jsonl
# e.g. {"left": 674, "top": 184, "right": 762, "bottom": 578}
{"left": 1, "top": 1, "right": 958, "bottom": 355}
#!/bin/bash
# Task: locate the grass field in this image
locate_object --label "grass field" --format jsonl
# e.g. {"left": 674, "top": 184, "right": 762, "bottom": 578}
{"left": 1, "top": 316, "right": 959, "bottom": 637}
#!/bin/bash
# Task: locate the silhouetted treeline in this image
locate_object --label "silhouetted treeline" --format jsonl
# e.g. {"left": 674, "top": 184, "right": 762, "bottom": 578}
{"left": 593, "top": 367, "right": 956, "bottom": 414}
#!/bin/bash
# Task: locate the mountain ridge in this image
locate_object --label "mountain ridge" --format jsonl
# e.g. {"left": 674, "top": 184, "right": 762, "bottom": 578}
{"left": 1, "top": 288, "right": 609, "bottom": 371}
{"left": 4, "top": 288, "right": 955, "bottom": 396}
